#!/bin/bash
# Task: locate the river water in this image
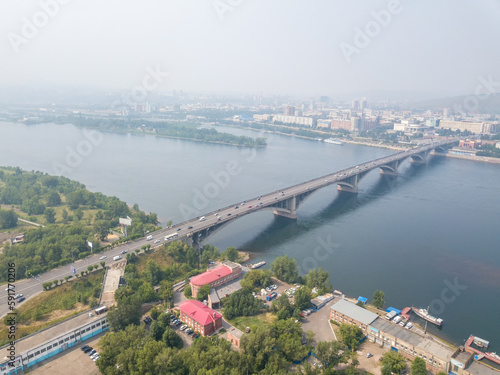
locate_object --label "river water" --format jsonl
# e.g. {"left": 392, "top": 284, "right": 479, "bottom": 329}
{"left": 1, "top": 121, "right": 499, "bottom": 350}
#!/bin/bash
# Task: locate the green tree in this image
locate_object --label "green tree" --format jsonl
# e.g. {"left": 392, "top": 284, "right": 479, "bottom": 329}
{"left": 162, "top": 327, "right": 183, "bottom": 349}
{"left": 197, "top": 284, "right": 211, "bottom": 302}
{"left": 100, "top": 261, "right": 106, "bottom": 269}
{"left": 184, "top": 285, "right": 192, "bottom": 298}
{"left": 305, "top": 268, "right": 331, "bottom": 294}
{"left": 315, "top": 340, "right": 346, "bottom": 368}
{"left": 106, "top": 295, "right": 142, "bottom": 331}
{"left": 240, "top": 269, "right": 272, "bottom": 290}
{"left": 271, "top": 255, "right": 299, "bottom": 283}
{"left": 93, "top": 220, "right": 110, "bottom": 241}
{"left": 62, "top": 208, "right": 69, "bottom": 223}
{"left": 381, "top": 351, "right": 407, "bottom": 374}
{"left": 293, "top": 287, "right": 311, "bottom": 311}
{"left": 411, "top": 356, "right": 427, "bottom": 375}
{"left": 372, "top": 290, "right": 385, "bottom": 309}
{"left": 150, "top": 306, "right": 160, "bottom": 320}
{"left": 44, "top": 208, "right": 56, "bottom": 224}
{"left": 0, "top": 209, "right": 17, "bottom": 229}
{"left": 224, "top": 246, "right": 239, "bottom": 261}
{"left": 339, "top": 324, "right": 364, "bottom": 351}
{"left": 46, "top": 191, "right": 61, "bottom": 206}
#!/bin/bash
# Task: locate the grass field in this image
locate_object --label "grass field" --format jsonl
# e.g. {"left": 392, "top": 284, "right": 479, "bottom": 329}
{"left": 0, "top": 270, "right": 105, "bottom": 345}
{"left": 227, "top": 312, "right": 275, "bottom": 332}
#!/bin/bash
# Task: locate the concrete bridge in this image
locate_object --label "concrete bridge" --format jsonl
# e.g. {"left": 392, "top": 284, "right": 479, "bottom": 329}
{"left": 156, "top": 139, "right": 457, "bottom": 248}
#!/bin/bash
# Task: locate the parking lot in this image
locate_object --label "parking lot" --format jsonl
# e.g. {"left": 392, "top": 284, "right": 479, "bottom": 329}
{"left": 30, "top": 332, "right": 106, "bottom": 375}
{"left": 301, "top": 298, "right": 339, "bottom": 343}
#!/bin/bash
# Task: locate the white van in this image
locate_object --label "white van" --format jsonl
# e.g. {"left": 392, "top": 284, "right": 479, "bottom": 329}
{"left": 113, "top": 256, "right": 121, "bottom": 261}
{"left": 146, "top": 235, "right": 153, "bottom": 240}
{"left": 199, "top": 216, "right": 206, "bottom": 221}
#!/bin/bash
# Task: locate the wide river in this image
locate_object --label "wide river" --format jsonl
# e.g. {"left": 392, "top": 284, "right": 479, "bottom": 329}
{"left": 1, "top": 121, "right": 499, "bottom": 350}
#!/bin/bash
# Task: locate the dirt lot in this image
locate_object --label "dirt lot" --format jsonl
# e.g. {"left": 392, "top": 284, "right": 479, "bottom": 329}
{"left": 30, "top": 332, "right": 106, "bottom": 375}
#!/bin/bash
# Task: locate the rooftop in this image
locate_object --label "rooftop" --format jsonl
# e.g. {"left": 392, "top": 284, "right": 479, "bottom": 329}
{"left": 179, "top": 300, "right": 222, "bottom": 326}
{"left": 370, "top": 318, "right": 454, "bottom": 361}
{"left": 330, "top": 298, "right": 379, "bottom": 326}
{"left": 190, "top": 265, "right": 233, "bottom": 286}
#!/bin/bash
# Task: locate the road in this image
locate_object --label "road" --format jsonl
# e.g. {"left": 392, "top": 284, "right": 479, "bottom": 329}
{"left": 0, "top": 140, "right": 455, "bottom": 318}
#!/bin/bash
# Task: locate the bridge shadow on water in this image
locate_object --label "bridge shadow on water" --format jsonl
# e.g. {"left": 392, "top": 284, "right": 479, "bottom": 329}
{"left": 237, "top": 156, "right": 445, "bottom": 254}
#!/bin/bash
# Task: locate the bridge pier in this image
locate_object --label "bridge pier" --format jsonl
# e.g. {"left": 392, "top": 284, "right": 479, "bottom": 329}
{"left": 273, "top": 208, "right": 297, "bottom": 219}
{"left": 273, "top": 196, "right": 297, "bottom": 219}
{"left": 410, "top": 150, "right": 430, "bottom": 164}
{"left": 337, "top": 175, "right": 358, "bottom": 194}
{"left": 379, "top": 160, "right": 400, "bottom": 176}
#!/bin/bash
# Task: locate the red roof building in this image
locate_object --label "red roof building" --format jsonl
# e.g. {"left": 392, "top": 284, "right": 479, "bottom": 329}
{"left": 179, "top": 300, "right": 222, "bottom": 336}
{"left": 189, "top": 261, "right": 242, "bottom": 298}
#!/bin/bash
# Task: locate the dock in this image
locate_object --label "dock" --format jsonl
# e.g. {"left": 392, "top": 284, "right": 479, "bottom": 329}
{"left": 401, "top": 307, "right": 411, "bottom": 321}
{"left": 465, "top": 335, "right": 500, "bottom": 365}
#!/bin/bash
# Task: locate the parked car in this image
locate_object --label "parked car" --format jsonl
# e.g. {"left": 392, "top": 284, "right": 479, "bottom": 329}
{"left": 91, "top": 353, "right": 100, "bottom": 360}
{"left": 83, "top": 347, "right": 93, "bottom": 353}
{"left": 81, "top": 345, "right": 90, "bottom": 352}
{"left": 92, "top": 355, "right": 100, "bottom": 362}
{"left": 88, "top": 349, "right": 96, "bottom": 356}
{"left": 180, "top": 325, "right": 187, "bottom": 331}
{"left": 17, "top": 297, "right": 25, "bottom": 303}
{"left": 366, "top": 353, "right": 373, "bottom": 358}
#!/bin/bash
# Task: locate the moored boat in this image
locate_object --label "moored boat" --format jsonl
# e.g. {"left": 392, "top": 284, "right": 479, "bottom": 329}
{"left": 250, "top": 261, "right": 266, "bottom": 269}
{"left": 412, "top": 307, "right": 443, "bottom": 326}
{"left": 324, "top": 138, "right": 344, "bottom": 145}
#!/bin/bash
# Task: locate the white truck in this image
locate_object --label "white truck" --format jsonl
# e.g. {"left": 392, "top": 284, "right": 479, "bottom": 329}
{"left": 113, "top": 255, "right": 121, "bottom": 261}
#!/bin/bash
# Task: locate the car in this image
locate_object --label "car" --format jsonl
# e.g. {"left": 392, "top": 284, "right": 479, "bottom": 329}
{"left": 177, "top": 228, "right": 181, "bottom": 231}
{"left": 240, "top": 202, "right": 244, "bottom": 206}
{"left": 258, "top": 197, "right": 261, "bottom": 200}
{"left": 366, "top": 353, "right": 373, "bottom": 358}
{"left": 186, "top": 329, "right": 193, "bottom": 335}
{"left": 154, "top": 239, "right": 160, "bottom": 243}
{"left": 83, "top": 347, "right": 93, "bottom": 353}
{"left": 88, "top": 349, "right": 96, "bottom": 356}
{"left": 180, "top": 325, "right": 187, "bottom": 331}
{"left": 99, "top": 256, "right": 107, "bottom": 260}
{"left": 81, "top": 345, "right": 90, "bottom": 352}
{"left": 15, "top": 293, "right": 23, "bottom": 299}
{"left": 248, "top": 205, "right": 252, "bottom": 208}
{"left": 91, "top": 353, "right": 100, "bottom": 360}
{"left": 234, "top": 206, "right": 239, "bottom": 209}
{"left": 175, "top": 321, "right": 181, "bottom": 326}
{"left": 121, "top": 250, "right": 127, "bottom": 254}
{"left": 193, "top": 334, "right": 199, "bottom": 339}
{"left": 227, "top": 213, "right": 232, "bottom": 216}
{"left": 259, "top": 202, "right": 263, "bottom": 205}
{"left": 188, "top": 226, "right": 193, "bottom": 229}
{"left": 5, "top": 286, "right": 14, "bottom": 291}
{"left": 17, "top": 297, "right": 25, "bottom": 303}
{"left": 274, "top": 197, "right": 278, "bottom": 200}
{"left": 214, "top": 213, "right": 218, "bottom": 216}
{"left": 92, "top": 356, "right": 100, "bottom": 362}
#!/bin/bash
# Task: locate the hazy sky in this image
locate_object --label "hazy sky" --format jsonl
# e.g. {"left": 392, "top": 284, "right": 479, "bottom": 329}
{"left": 1, "top": 0, "right": 499, "bottom": 98}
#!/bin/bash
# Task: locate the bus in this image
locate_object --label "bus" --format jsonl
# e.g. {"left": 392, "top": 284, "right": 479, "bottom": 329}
{"left": 95, "top": 306, "right": 108, "bottom": 315}
{"left": 164, "top": 233, "right": 178, "bottom": 241}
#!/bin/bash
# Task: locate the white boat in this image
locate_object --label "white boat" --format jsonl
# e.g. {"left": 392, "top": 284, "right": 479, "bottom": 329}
{"left": 412, "top": 307, "right": 443, "bottom": 326}
{"left": 250, "top": 261, "right": 266, "bottom": 269}
{"left": 486, "top": 352, "right": 500, "bottom": 360}
{"left": 324, "top": 138, "right": 344, "bottom": 145}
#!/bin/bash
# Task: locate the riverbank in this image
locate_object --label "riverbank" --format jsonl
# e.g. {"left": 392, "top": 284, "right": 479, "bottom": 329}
{"left": 434, "top": 151, "right": 500, "bottom": 164}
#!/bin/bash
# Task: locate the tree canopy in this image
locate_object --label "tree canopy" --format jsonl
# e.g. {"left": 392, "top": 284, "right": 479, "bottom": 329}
{"left": 271, "top": 255, "right": 299, "bottom": 283}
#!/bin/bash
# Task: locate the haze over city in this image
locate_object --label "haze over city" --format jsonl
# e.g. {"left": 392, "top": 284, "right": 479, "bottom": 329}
{"left": 1, "top": 0, "right": 500, "bottom": 99}
{"left": 1, "top": 2, "right": 500, "bottom": 375}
